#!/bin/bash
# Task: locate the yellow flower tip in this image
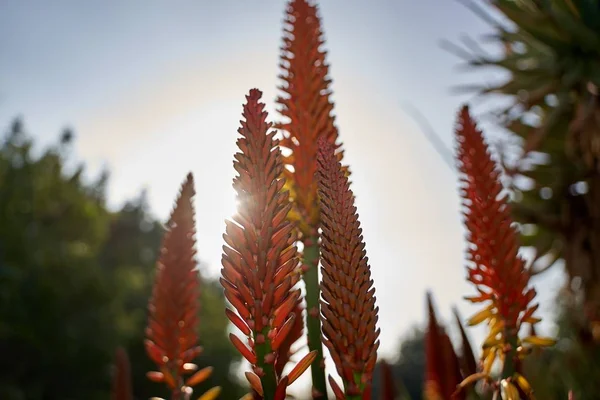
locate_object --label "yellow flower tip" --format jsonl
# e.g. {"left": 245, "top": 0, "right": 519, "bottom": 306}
{"left": 197, "top": 386, "right": 221, "bottom": 400}
{"left": 483, "top": 349, "right": 497, "bottom": 374}
{"left": 522, "top": 336, "right": 556, "bottom": 347}
{"left": 482, "top": 333, "right": 502, "bottom": 349}
{"left": 500, "top": 379, "right": 520, "bottom": 400}
{"left": 457, "top": 372, "right": 490, "bottom": 390}
{"left": 514, "top": 373, "right": 534, "bottom": 397}
{"left": 468, "top": 306, "right": 495, "bottom": 326}
{"left": 186, "top": 366, "right": 214, "bottom": 387}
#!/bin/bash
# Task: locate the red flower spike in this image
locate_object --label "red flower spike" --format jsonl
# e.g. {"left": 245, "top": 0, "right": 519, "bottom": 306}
{"left": 277, "top": 3, "right": 346, "bottom": 394}
{"left": 145, "top": 174, "right": 219, "bottom": 399}
{"left": 456, "top": 107, "right": 537, "bottom": 332}
{"left": 316, "top": 137, "right": 380, "bottom": 397}
{"left": 145, "top": 174, "right": 199, "bottom": 387}
{"left": 111, "top": 348, "right": 133, "bottom": 400}
{"left": 221, "top": 89, "right": 304, "bottom": 398}
{"left": 455, "top": 106, "right": 555, "bottom": 388}
{"left": 276, "top": 0, "right": 345, "bottom": 235}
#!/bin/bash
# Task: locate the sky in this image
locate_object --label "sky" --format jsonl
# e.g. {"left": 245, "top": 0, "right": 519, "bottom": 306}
{"left": 0, "top": 0, "right": 566, "bottom": 395}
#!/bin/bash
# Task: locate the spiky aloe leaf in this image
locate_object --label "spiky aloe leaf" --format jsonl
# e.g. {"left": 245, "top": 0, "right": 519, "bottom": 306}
{"left": 221, "top": 89, "right": 315, "bottom": 400}
{"left": 316, "top": 136, "right": 380, "bottom": 400}
{"left": 424, "top": 293, "right": 464, "bottom": 400}
{"left": 452, "top": 307, "right": 477, "bottom": 379}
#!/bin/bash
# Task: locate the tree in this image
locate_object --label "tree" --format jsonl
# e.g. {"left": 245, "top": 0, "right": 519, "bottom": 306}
{"left": 0, "top": 119, "right": 114, "bottom": 399}
{"left": 0, "top": 119, "right": 245, "bottom": 399}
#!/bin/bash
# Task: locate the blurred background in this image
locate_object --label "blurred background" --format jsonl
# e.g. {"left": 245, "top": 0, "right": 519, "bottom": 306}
{"left": 1, "top": 0, "right": 598, "bottom": 399}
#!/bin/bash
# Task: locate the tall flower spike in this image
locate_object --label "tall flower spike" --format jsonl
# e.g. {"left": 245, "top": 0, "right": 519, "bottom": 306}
{"left": 276, "top": 1, "right": 346, "bottom": 395}
{"left": 277, "top": 0, "right": 344, "bottom": 235}
{"left": 145, "top": 173, "right": 219, "bottom": 400}
{"left": 455, "top": 106, "right": 555, "bottom": 397}
{"left": 221, "top": 89, "right": 316, "bottom": 400}
{"left": 316, "top": 136, "right": 380, "bottom": 400}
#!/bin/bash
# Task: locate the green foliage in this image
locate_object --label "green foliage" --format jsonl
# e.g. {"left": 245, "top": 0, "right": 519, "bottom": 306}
{"left": 0, "top": 120, "right": 114, "bottom": 399}
{"left": 0, "top": 119, "right": 244, "bottom": 399}
{"left": 524, "top": 294, "right": 600, "bottom": 399}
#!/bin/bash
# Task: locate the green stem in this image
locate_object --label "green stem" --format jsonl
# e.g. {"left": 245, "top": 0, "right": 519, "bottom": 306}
{"left": 303, "top": 237, "right": 328, "bottom": 399}
{"left": 501, "top": 328, "right": 519, "bottom": 384}
{"left": 256, "top": 330, "right": 277, "bottom": 400}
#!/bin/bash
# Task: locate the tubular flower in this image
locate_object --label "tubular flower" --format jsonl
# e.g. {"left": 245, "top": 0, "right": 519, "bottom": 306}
{"left": 145, "top": 173, "right": 219, "bottom": 399}
{"left": 455, "top": 106, "right": 555, "bottom": 396}
{"left": 424, "top": 293, "right": 464, "bottom": 400}
{"left": 316, "top": 137, "right": 380, "bottom": 399}
{"left": 221, "top": 89, "right": 316, "bottom": 400}
{"left": 274, "top": 304, "right": 305, "bottom": 379}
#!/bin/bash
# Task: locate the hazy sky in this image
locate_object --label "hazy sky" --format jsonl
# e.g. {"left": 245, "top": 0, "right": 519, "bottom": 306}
{"left": 0, "top": 0, "right": 565, "bottom": 394}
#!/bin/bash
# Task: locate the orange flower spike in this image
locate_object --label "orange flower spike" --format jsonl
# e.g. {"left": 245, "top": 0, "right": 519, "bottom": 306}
{"left": 455, "top": 106, "right": 554, "bottom": 383}
{"left": 277, "top": 2, "right": 345, "bottom": 395}
{"left": 221, "top": 89, "right": 314, "bottom": 399}
{"left": 145, "top": 173, "right": 218, "bottom": 399}
{"left": 316, "top": 137, "right": 380, "bottom": 399}
{"left": 277, "top": 0, "right": 344, "bottom": 233}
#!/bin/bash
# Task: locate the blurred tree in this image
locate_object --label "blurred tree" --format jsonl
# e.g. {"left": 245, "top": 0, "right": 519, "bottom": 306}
{"left": 523, "top": 290, "right": 600, "bottom": 400}
{"left": 0, "top": 119, "right": 114, "bottom": 399}
{"left": 0, "top": 119, "right": 244, "bottom": 399}
{"left": 370, "top": 327, "right": 426, "bottom": 400}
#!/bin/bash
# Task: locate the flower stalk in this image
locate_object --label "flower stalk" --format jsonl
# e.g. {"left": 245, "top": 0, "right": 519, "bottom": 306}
{"left": 454, "top": 106, "right": 555, "bottom": 399}
{"left": 145, "top": 173, "right": 220, "bottom": 400}
{"left": 316, "top": 137, "right": 379, "bottom": 399}
{"left": 276, "top": 1, "right": 346, "bottom": 396}
{"left": 221, "top": 89, "right": 316, "bottom": 400}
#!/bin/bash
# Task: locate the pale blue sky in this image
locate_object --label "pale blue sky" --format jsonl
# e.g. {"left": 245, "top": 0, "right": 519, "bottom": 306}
{"left": 0, "top": 0, "right": 565, "bottom": 394}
